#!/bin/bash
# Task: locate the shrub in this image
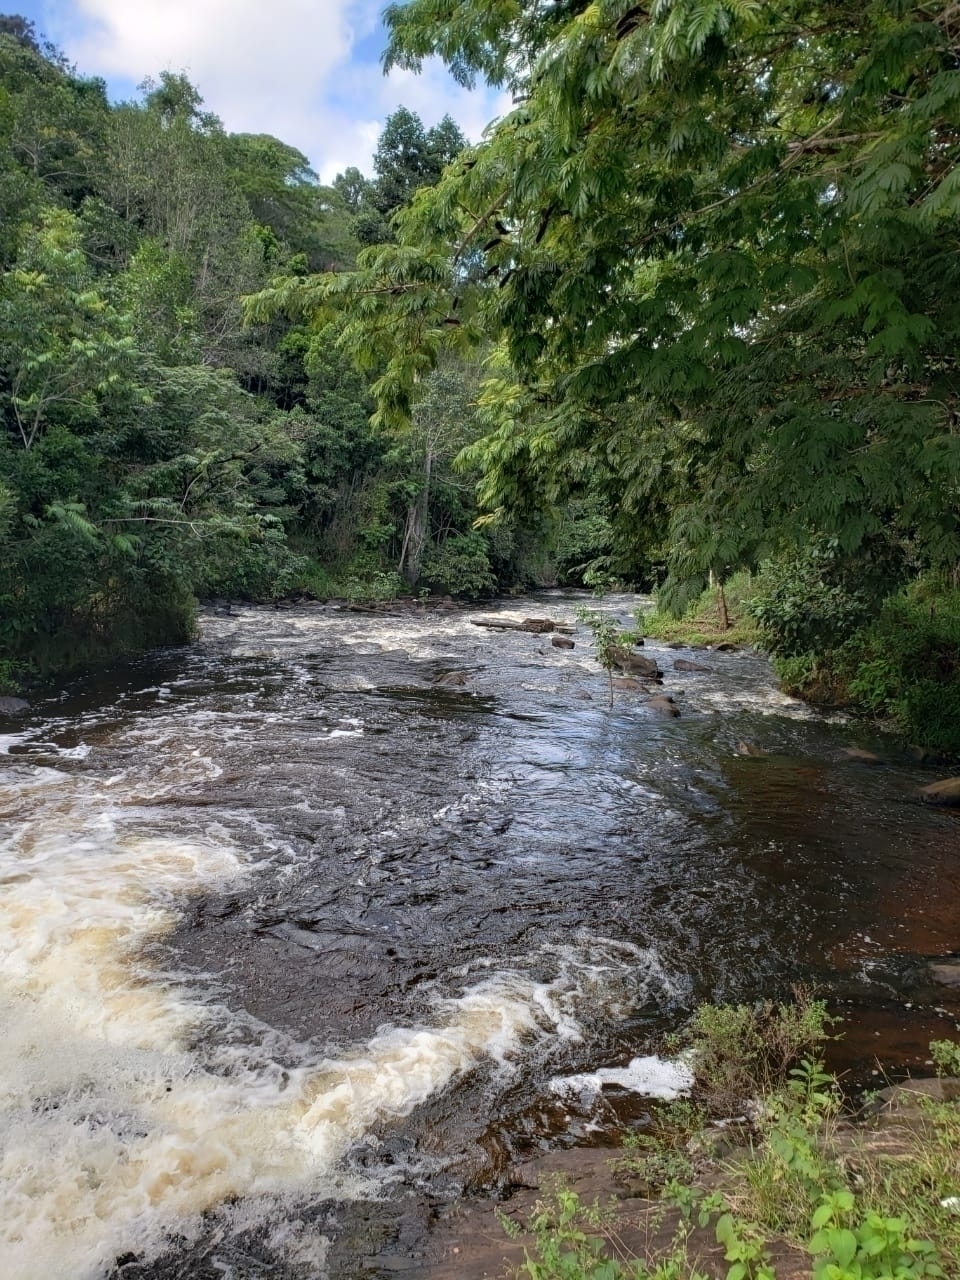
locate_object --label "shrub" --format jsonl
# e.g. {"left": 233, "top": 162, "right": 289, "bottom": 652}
{"left": 839, "top": 586, "right": 960, "bottom": 752}
{"left": 193, "top": 523, "right": 307, "bottom": 601}
{"left": 678, "top": 990, "right": 836, "bottom": 1113}
{"left": 419, "top": 531, "right": 496, "bottom": 597}
{"left": 748, "top": 545, "right": 880, "bottom": 658}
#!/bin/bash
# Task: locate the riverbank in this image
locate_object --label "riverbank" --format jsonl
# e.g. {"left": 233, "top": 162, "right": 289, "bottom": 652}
{"left": 409, "top": 1007, "right": 960, "bottom": 1280}
{"left": 414, "top": 1080, "right": 960, "bottom": 1280}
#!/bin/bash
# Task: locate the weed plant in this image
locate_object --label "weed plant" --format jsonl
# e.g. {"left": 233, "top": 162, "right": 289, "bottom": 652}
{"left": 674, "top": 990, "right": 838, "bottom": 1116}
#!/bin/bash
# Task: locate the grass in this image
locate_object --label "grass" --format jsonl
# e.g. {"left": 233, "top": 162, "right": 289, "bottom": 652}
{"left": 641, "top": 574, "right": 760, "bottom": 648}
{"left": 507, "top": 1000, "right": 960, "bottom": 1280}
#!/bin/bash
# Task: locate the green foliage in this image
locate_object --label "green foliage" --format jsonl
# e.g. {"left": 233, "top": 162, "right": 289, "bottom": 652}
{"left": 614, "top": 1101, "right": 705, "bottom": 1195}
{"left": 576, "top": 607, "right": 639, "bottom": 705}
{"left": 678, "top": 992, "right": 837, "bottom": 1113}
{"left": 748, "top": 547, "right": 899, "bottom": 660}
{"left": 642, "top": 572, "right": 758, "bottom": 647}
{"left": 929, "top": 1039, "right": 960, "bottom": 1078}
{"left": 267, "top": 0, "right": 960, "bottom": 642}
{"left": 810, "top": 1191, "right": 943, "bottom": 1280}
{"left": 516, "top": 1180, "right": 706, "bottom": 1280}
{"left": 371, "top": 106, "right": 466, "bottom": 218}
{"left": 841, "top": 586, "right": 960, "bottom": 752}
{"left": 0, "top": 35, "right": 518, "bottom": 684}
{"left": 510, "top": 1016, "right": 960, "bottom": 1280}
{"left": 775, "top": 584, "right": 960, "bottom": 751}
{"left": 575, "top": 609, "right": 627, "bottom": 669}
{"left": 419, "top": 530, "right": 495, "bottom": 597}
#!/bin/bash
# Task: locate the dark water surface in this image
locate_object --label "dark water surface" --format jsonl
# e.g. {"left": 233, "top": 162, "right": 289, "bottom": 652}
{"left": 1, "top": 593, "right": 958, "bottom": 1278}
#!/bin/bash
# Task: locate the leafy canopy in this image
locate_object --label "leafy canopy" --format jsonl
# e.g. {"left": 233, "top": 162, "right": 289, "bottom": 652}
{"left": 254, "top": 0, "right": 960, "bottom": 597}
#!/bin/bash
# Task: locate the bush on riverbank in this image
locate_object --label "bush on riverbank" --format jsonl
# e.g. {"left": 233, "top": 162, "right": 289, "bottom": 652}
{"left": 764, "top": 584, "right": 960, "bottom": 756}
{"left": 513, "top": 1005, "right": 960, "bottom": 1280}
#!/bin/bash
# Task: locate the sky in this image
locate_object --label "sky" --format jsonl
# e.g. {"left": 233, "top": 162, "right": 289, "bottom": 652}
{"left": 10, "top": 0, "right": 508, "bottom": 182}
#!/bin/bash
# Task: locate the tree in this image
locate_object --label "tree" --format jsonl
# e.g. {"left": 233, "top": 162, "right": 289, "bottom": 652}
{"left": 0, "top": 13, "right": 42, "bottom": 54}
{"left": 372, "top": 106, "right": 467, "bottom": 215}
{"left": 223, "top": 133, "right": 354, "bottom": 269}
{"left": 0, "top": 27, "right": 108, "bottom": 209}
{"left": 0, "top": 208, "right": 135, "bottom": 451}
{"left": 395, "top": 356, "right": 483, "bottom": 586}
{"left": 259, "top": 0, "right": 960, "bottom": 607}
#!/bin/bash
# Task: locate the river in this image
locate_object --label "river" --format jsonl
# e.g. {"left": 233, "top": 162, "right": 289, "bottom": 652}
{"left": 1, "top": 592, "right": 959, "bottom": 1279}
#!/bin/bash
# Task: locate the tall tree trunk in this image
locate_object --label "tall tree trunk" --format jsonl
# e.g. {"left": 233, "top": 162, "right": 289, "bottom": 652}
{"left": 398, "top": 448, "right": 432, "bottom": 586}
{"left": 717, "top": 579, "right": 729, "bottom": 631}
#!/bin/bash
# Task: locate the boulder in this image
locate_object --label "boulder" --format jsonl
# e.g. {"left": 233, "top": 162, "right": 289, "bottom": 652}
{"left": 712, "top": 641, "right": 740, "bottom": 652}
{"left": 607, "top": 645, "right": 661, "bottom": 679}
{"left": 917, "top": 776, "right": 960, "bottom": 806}
{"left": 612, "top": 677, "right": 648, "bottom": 692}
{"left": 673, "top": 658, "right": 713, "bottom": 674}
{"left": 0, "top": 696, "right": 29, "bottom": 715}
{"left": 872, "top": 1078, "right": 960, "bottom": 1111}
{"left": 551, "top": 636, "right": 575, "bottom": 650}
{"left": 643, "top": 696, "right": 680, "bottom": 717}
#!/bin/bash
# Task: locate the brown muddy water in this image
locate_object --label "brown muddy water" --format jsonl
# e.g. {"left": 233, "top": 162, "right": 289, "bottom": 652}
{"left": 1, "top": 592, "right": 959, "bottom": 1279}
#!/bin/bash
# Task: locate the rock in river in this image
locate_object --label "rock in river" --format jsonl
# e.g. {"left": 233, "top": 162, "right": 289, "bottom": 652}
{"left": 643, "top": 696, "right": 680, "bottom": 717}
{"left": 607, "top": 645, "right": 661, "bottom": 680}
{"left": 917, "top": 776, "right": 960, "bottom": 806}
{"left": 0, "top": 696, "right": 29, "bottom": 715}
{"left": 434, "top": 672, "right": 468, "bottom": 688}
{"left": 673, "top": 658, "right": 713, "bottom": 674}
{"left": 929, "top": 959, "right": 960, "bottom": 987}
{"left": 840, "top": 747, "right": 884, "bottom": 765}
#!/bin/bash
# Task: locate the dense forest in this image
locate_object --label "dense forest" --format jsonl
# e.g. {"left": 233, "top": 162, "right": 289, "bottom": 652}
{"left": 3, "top": 3, "right": 960, "bottom": 752}
{"left": 0, "top": 12, "right": 611, "bottom": 692}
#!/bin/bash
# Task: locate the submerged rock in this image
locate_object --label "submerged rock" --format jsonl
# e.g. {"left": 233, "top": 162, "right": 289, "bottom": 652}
{"left": 840, "top": 747, "right": 884, "bottom": 765}
{"left": 551, "top": 636, "right": 575, "bottom": 650}
{"left": 735, "top": 741, "right": 768, "bottom": 758}
{"left": 673, "top": 658, "right": 713, "bottom": 674}
{"left": 643, "top": 696, "right": 680, "bottom": 717}
{"left": 917, "top": 776, "right": 960, "bottom": 806}
{"left": 434, "top": 672, "right": 468, "bottom": 688}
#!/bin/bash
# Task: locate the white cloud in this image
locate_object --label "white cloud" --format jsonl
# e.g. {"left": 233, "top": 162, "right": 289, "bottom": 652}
{"left": 41, "top": 0, "right": 508, "bottom": 182}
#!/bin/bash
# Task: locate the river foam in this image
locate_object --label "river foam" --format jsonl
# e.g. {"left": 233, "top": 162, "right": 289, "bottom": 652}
{"left": 0, "top": 757, "right": 624, "bottom": 1278}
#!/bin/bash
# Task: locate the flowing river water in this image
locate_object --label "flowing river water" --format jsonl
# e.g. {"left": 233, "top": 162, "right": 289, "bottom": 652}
{"left": 2, "top": 592, "right": 960, "bottom": 1279}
